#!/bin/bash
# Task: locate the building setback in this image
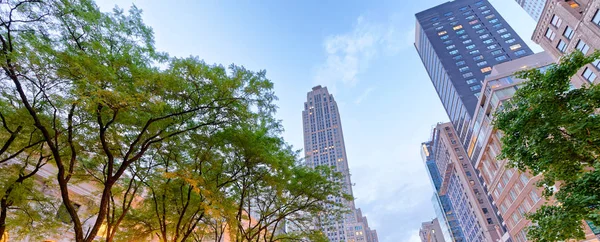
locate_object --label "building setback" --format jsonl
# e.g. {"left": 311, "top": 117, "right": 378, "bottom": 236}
{"left": 302, "top": 85, "right": 378, "bottom": 242}
{"left": 420, "top": 218, "right": 447, "bottom": 242}
{"left": 415, "top": 0, "right": 533, "bottom": 147}
{"left": 514, "top": 0, "right": 548, "bottom": 21}
{"left": 425, "top": 123, "right": 504, "bottom": 242}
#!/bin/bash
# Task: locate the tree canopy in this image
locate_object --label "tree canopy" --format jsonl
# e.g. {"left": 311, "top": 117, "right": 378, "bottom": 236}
{"left": 0, "top": 0, "right": 346, "bottom": 241}
{"left": 495, "top": 50, "right": 600, "bottom": 241}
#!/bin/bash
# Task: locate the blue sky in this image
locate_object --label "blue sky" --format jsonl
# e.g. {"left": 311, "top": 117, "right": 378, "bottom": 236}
{"left": 95, "top": 1, "right": 543, "bottom": 241}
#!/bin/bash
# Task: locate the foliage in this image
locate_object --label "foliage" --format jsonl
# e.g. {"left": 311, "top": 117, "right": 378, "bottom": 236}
{"left": 495, "top": 50, "right": 600, "bottom": 241}
{"left": 0, "top": 0, "right": 347, "bottom": 241}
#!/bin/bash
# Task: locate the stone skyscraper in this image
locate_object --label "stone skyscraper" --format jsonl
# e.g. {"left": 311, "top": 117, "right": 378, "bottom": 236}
{"left": 302, "top": 85, "right": 377, "bottom": 242}
{"left": 415, "top": 0, "right": 533, "bottom": 146}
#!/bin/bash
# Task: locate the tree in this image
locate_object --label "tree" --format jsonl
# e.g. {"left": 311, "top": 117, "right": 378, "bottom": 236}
{"left": 495, "top": 50, "right": 600, "bottom": 241}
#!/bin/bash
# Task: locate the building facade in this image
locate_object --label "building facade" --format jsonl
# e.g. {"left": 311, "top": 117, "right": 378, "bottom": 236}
{"left": 468, "top": 52, "right": 600, "bottom": 242}
{"left": 420, "top": 218, "right": 447, "bottom": 242}
{"left": 415, "top": 0, "right": 534, "bottom": 146}
{"left": 425, "top": 123, "right": 504, "bottom": 242}
{"left": 514, "top": 0, "right": 548, "bottom": 21}
{"left": 302, "top": 85, "right": 377, "bottom": 242}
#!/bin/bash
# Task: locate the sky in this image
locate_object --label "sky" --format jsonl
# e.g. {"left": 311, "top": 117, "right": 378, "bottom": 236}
{"left": 94, "top": 1, "right": 543, "bottom": 241}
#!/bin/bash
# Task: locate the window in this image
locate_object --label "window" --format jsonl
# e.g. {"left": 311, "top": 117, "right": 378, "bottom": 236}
{"left": 456, "top": 29, "right": 466, "bottom": 35}
{"left": 481, "top": 67, "right": 492, "bottom": 73}
{"left": 470, "top": 85, "right": 481, "bottom": 91}
{"left": 446, "top": 44, "right": 456, "bottom": 50}
{"left": 463, "top": 72, "right": 474, "bottom": 78}
{"left": 476, "top": 29, "right": 486, "bottom": 34}
{"left": 441, "top": 35, "right": 449, "bottom": 40}
{"left": 593, "top": 9, "right": 600, "bottom": 26}
{"left": 480, "top": 34, "right": 490, "bottom": 39}
{"left": 459, "top": 6, "right": 469, "bottom": 11}
{"left": 583, "top": 67, "right": 597, "bottom": 82}
{"left": 497, "top": 28, "right": 507, "bottom": 34}
{"left": 492, "top": 23, "right": 503, "bottom": 28}
{"left": 459, "top": 66, "right": 470, "bottom": 72}
{"left": 449, "top": 50, "right": 459, "bottom": 55}
{"left": 450, "top": 21, "right": 459, "bottom": 25}
{"left": 551, "top": 15, "right": 562, "bottom": 28}
{"left": 557, "top": 39, "right": 567, "bottom": 52}
{"left": 463, "top": 39, "right": 473, "bottom": 44}
{"left": 436, "top": 26, "right": 444, "bottom": 31}
{"left": 448, "top": 17, "right": 456, "bottom": 21}
{"left": 459, "top": 35, "right": 469, "bottom": 39}
{"left": 481, "top": 9, "right": 491, "bottom": 15}
{"left": 463, "top": 10, "right": 473, "bottom": 16}
{"left": 466, "top": 15, "right": 476, "bottom": 20}
{"left": 473, "top": 55, "right": 484, "bottom": 61}
{"left": 515, "top": 50, "right": 527, "bottom": 56}
{"left": 520, "top": 173, "right": 529, "bottom": 185}
{"left": 456, "top": 61, "right": 466, "bottom": 66}
{"left": 453, "top": 25, "right": 463, "bottom": 30}
{"left": 478, "top": 5, "right": 488, "bottom": 10}
{"left": 593, "top": 59, "right": 600, "bottom": 70}
{"left": 466, "top": 78, "right": 478, "bottom": 84}
{"left": 563, "top": 26, "right": 574, "bottom": 39}
{"left": 430, "top": 17, "right": 439, "bottom": 22}
{"left": 438, "top": 30, "right": 447, "bottom": 36}
{"left": 485, "top": 14, "right": 496, "bottom": 19}
{"left": 444, "top": 11, "right": 453, "bottom": 16}
{"left": 487, "top": 44, "right": 498, "bottom": 50}
{"left": 469, "top": 50, "right": 480, "bottom": 55}
{"left": 489, "top": 18, "right": 499, "bottom": 24}
{"left": 477, "top": 61, "right": 488, "bottom": 67}
{"left": 510, "top": 44, "right": 522, "bottom": 50}
{"left": 495, "top": 55, "right": 508, "bottom": 61}
{"left": 576, "top": 39, "right": 590, "bottom": 54}
{"left": 501, "top": 33, "right": 512, "bottom": 39}
{"left": 483, "top": 39, "right": 494, "bottom": 44}
{"left": 530, "top": 190, "right": 541, "bottom": 203}
{"left": 469, "top": 20, "right": 479, "bottom": 25}
{"left": 491, "top": 50, "right": 503, "bottom": 55}
{"left": 472, "top": 24, "right": 483, "bottom": 29}
{"left": 487, "top": 218, "right": 494, "bottom": 225}
{"left": 505, "top": 38, "right": 516, "bottom": 44}
{"left": 545, "top": 28, "right": 556, "bottom": 40}
{"left": 444, "top": 40, "right": 453, "bottom": 45}
{"left": 466, "top": 44, "right": 476, "bottom": 49}
{"left": 453, "top": 55, "right": 463, "bottom": 60}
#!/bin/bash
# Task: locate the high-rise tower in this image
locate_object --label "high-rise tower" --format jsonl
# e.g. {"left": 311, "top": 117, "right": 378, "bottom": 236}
{"left": 302, "top": 85, "right": 377, "bottom": 242}
{"left": 415, "top": 0, "right": 533, "bottom": 147}
{"left": 514, "top": 0, "right": 548, "bottom": 21}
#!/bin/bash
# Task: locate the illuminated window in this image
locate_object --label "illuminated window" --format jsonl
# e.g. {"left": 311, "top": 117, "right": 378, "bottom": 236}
{"left": 453, "top": 25, "right": 463, "bottom": 30}
{"left": 551, "top": 15, "right": 562, "bottom": 28}
{"left": 510, "top": 44, "right": 522, "bottom": 50}
{"left": 485, "top": 14, "right": 495, "bottom": 19}
{"left": 481, "top": 67, "right": 492, "bottom": 73}
{"left": 469, "top": 20, "right": 479, "bottom": 25}
{"left": 567, "top": 0, "right": 579, "bottom": 8}
{"left": 438, "top": 30, "right": 447, "bottom": 36}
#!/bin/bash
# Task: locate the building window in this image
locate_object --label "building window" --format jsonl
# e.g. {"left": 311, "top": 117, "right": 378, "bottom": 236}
{"left": 495, "top": 55, "right": 508, "bottom": 62}
{"left": 459, "top": 35, "right": 469, "bottom": 39}
{"left": 592, "top": 9, "right": 600, "bottom": 26}
{"left": 556, "top": 39, "right": 567, "bottom": 52}
{"left": 469, "top": 50, "right": 480, "bottom": 55}
{"left": 463, "top": 72, "right": 474, "bottom": 78}
{"left": 477, "top": 61, "right": 488, "bottom": 67}
{"left": 487, "top": 44, "right": 498, "bottom": 50}
{"left": 476, "top": 29, "right": 486, "bottom": 34}
{"left": 530, "top": 190, "right": 541, "bottom": 203}
{"left": 456, "top": 29, "right": 466, "bottom": 35}
{"left": 481, "top": 9, "right": 491, "bottom": 15}
{"left": 505, "top": 38, "right": 516, "bottom": 44}
{"left": 510, "top": 44, "right": 522, "bottom": 50}
{"left": 472, "top": 24, "right": 483, "bottom": 29}
{"left": 453, "top": 55, "right": 463, "bottom": 60}
{"left": 466, "top": 44, "right": 476, "bottom": 49}
{"left": 479, "top": 34, "right": 490, "bottom": 39}
{"left": 491, "top": 50, "right": 503, "bottom": 55}
{"left": 470, "top": 85, "right": 481, "bottom": 91}
{"left": 576, "top": 39, "right": 590, "bottom": 54}
{"left": 444, "top": 11, "right": 453, "bottom": 16}
{"left": 441, "top": 35, "right": 449, "bottom": 40}
{"left": 463, "top": 39, "right": 473, "bottom": 44}
{"left": 492, "top": 23, "right": 503, "bottom": 29}
{"left": 545, "top": 28, "right": 556, "bottom": 40}
{"left": 446, "top": 44, "right": 456, "bottom": 50}
{"left": 582, "top": 67, "right": 597, "bottom": 82}
{"left": 444, "top": 40, "right": 453, "bottom": 45}
{"left": 436, "top": 26, "right": 444, "bottom": 31}
{"left": 463, "top": 10, "right": 473, "bottom": 15}
{"left": 469, "top": 20, "right": 479, "bottom": 25}
{"left": 466, "top": 15, "right": 476, "bottom": 20}
{"left": 489, "top": 18, "right": 499, "bottom": 24}
{"left": 449, "top": 50, "right": 459, "bottom": 55}
{"left": 593, "top": 59, "right": 600, "bottom": 70}
{"left": 453, "top": 25, "right": 463, "bottom": 30}
{"left": 515, "top": 50, "right": 527, "bottom": 56}
{"left": 466, "top": 78, "right": 478, "bottom": 84}
{"left": 473, "top": 55, "right": 484, "bottom": 61}
{"left": 478, "top": 5, "right": 488, "bottom": 10}
{"left": 563, "top": 26, "right": 574, "bottom": 40}
{"left": 459, "top": 66, "right": 470, "bottom": 72}
{"left": 485, "top": 14, "right": 496, "bottom": 19}
{"left": 438, "top": 30, "right": 447, "bottom": 36}
{"left": 551, "top": 14, "right": 562, "bottom": 28}
{"left": 483, "top": 39, "right": 494, "bottom": 44}
{"left": 481, "top": 67, "right": 492, "bottom": 73}
{"left": 456, "top": 61, "right": 466, "bottom": 66}
{"left": 496, "top": 28, "right": 507, "bottom": 34}
{"left": 501, "top": 33, "right": 512, "bottom": 39}
{"left": 459, "top": 6, "right": 469, "bottom": 11}
{"left": 448, "top": 16, "right": 456, "bottom": 21}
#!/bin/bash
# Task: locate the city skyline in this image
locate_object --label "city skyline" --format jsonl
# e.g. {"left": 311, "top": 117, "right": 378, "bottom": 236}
{"left": 91, "top": 0, "right": 540, "bottom": 241}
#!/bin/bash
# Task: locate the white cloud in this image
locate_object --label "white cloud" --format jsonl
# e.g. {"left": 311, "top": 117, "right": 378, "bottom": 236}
{"left": 354, "top": 87, "right": 376, "bottom": 104}
{"left": 314, "top": 16, "right": 411, "bottom": 91}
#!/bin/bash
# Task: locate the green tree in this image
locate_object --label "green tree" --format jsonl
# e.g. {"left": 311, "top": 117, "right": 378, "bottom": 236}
{"left": 495, "top": 50, "right": 600, "bottom": 241}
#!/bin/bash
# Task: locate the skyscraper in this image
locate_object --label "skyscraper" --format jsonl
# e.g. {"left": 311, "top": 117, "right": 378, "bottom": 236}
{"left": 302, "top": 85, "right": 377, "bottom": 242}
{"left": 419, "top": 218, "right": 447, "bottom": 242}
{"left": 514, "top": 0, "right": 548, "bottom": 21}
{"left": 414, "top": 0, "right": 533, "bottom": 146}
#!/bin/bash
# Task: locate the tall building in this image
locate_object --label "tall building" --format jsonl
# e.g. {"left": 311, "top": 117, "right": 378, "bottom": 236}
{"left": 514, "top": 0, "right": 548, "bottom": 21}
{"left": 415, "top": 0, "right": 534, "bottom": 146}
{"left": 424, "top": 123, "right": 504, "bottom": 242}
{"left": 302, "top": 85, "right": 377, "bottom": 242}
{"left": 468, "top": 52, "right": 600, "bottom": 241}
{"left": 420, "top": 218, "right": 447, "bottom": 242}
{"left": 422, "top": 141, "right": 465, "bottom": 242}
{"left": 532, "top": 0, "right": 600, "bottom": 87}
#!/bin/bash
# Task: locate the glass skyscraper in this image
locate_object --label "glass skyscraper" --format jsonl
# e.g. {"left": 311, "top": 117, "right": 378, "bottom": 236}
{"left": 414, "top": 0, "right": 533, "bottom": 148}
{"left": 514, "top": 0, "right": 548, "bottom": 21}
{"left": 302, "top": 85, "right": 378, "bottom": 242}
